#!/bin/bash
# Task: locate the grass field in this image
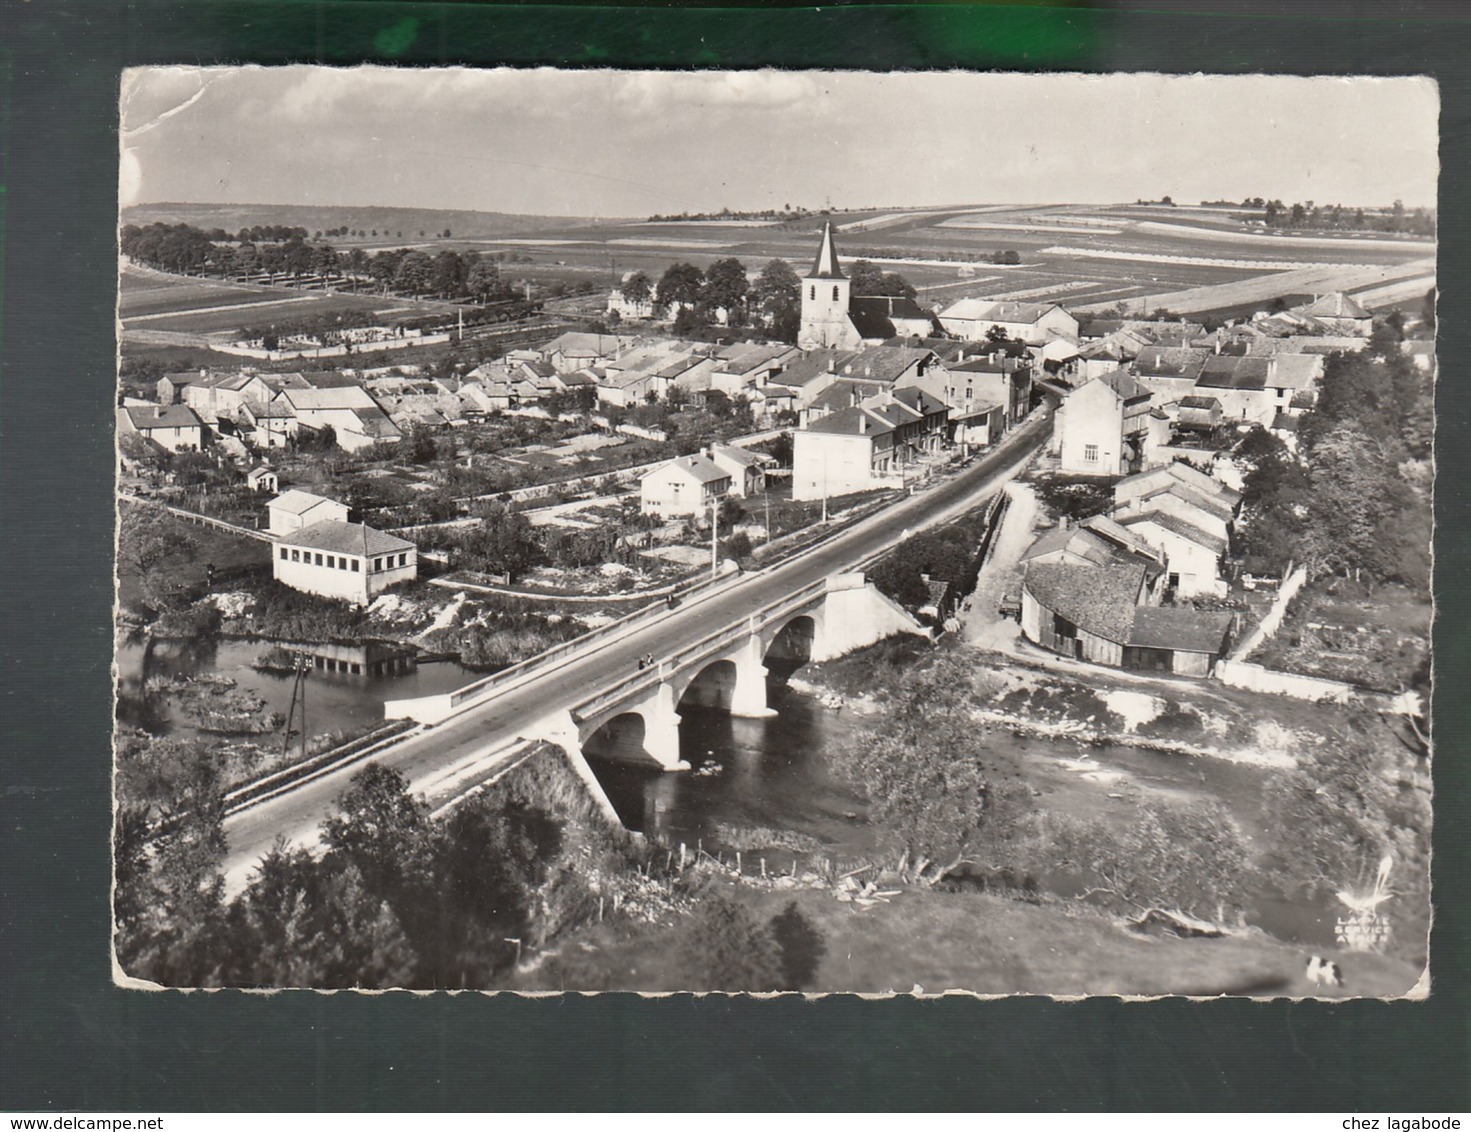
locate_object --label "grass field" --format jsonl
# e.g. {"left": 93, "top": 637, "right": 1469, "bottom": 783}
{"left": 118, "top": 264, "right": 457, "bottom": 338}
{"left": 120, "top": 201, "right": 1435, "bottom": 335}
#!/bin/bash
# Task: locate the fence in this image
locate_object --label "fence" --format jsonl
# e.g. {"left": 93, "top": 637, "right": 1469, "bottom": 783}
{"left": 120, "top": 493, "right": 275, "bottom": 543}
{"left": 1214, "top": 659, "right": 1354, "bottom": 703}
{"left": 1230, "top": 564, "right": 1307, "bottom": 660}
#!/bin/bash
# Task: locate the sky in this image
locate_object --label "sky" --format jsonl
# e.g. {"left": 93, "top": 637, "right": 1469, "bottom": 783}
{"left": 119, "top": 67, "right": 1440, "bottom": 217}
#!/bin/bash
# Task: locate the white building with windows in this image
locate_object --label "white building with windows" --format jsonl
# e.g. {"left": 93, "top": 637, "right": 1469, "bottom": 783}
{"left": 273, "top": 520, "right": 417, "bottom": 606}
{"left": 639, "top": 452, "right": 733, "bottom": 518}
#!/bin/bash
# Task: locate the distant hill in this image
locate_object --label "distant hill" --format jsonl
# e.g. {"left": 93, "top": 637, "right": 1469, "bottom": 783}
{"left": 121, "top": 202, "right": 620, "bottom": 240}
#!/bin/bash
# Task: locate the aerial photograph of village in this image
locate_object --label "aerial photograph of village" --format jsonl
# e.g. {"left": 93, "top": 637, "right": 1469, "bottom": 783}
{"left": 113, "top": 67, "right": 1436, "bottom": 996}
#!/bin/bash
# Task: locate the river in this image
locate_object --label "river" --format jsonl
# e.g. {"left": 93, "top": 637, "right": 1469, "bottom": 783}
{"left": 117, "top": 636, "right": 1341, "bottom": 948}
{"left": 116, "top": 636, "right": 482, "bottom": 742}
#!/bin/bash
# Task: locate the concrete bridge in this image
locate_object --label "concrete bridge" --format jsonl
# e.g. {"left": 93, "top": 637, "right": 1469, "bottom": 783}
{"left": 391, "top": 571, "right": 921, "bottom": 775}
{"left": 218, "top": 410, "right": 1052, "bottom": 893}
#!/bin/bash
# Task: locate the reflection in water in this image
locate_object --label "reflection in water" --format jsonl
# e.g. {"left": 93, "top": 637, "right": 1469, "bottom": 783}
{"left": 586, "top": 678, "right": 877, "bottom": 862}
{"left": 115, "top": 637, "right": 480, "bottom": 742}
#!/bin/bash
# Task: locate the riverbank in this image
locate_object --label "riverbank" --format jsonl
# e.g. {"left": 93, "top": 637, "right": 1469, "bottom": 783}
{"left": 512, "top": 861, "right": 1423, "bottom": 996}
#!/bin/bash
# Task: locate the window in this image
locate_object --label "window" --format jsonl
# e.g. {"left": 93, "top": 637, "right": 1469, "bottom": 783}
{"left": 290, "top": 549, "right": 300, "bottom": 562}
{"left": 832, "top": 285, "right": 840, "bottom": 302}
{"left": 398, "top": 553, "right": 408, "bottom": 568}
{"left": 326, "top": 555, "right": 336, "bottom": 569}
{"left": 314, "top": 553, "right": 324, "bottom": 566}
{"left": 279, "top": 547, "right": 288, "bottom": 560}
{"left": 809, "top": 285, "right": 815, "bottom": 301}
{"left": 1084, "top": 444, "right": 1100, "bottom": 463}
{"left": 373, "top": 558, "right": 382, "bottom": 572}
{"left": 350, "top": 559, "right": 360, "bottom": 572}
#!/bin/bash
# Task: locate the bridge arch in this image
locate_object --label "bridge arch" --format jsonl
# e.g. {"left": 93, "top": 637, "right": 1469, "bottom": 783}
{"left": 674, "top": 658, "right": 739, "bottom": 712}
{"left": 581, "top": 710, "right": 654, "bottom": 765}
{"left": 764, "top": 614, "right": 817, "bottom": 671}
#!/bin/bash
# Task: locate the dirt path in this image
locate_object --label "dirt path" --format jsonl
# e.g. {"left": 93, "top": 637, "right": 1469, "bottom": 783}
{"left": 962, "top": 481, "right": 1038, "bottom": 652}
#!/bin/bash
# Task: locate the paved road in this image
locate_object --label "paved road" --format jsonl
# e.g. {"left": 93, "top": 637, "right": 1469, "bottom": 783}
{"left": 220, "top": 411, "right": 1052, "bottom": 892}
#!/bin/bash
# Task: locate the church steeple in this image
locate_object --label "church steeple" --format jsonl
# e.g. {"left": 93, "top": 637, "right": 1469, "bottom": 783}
{"left": 798, "top": 221, "right": 860, "bottom": 351}
{"left": 809, "top": 221, "right": 844, "bottom": 280}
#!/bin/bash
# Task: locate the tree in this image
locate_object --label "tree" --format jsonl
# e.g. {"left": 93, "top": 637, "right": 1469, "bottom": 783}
{"left": 991, "top": 249, "right": 1021, "bottom": 266}
{"left": 830, "top": 652, "right": 1028, "bottom": 883}
{"left": 464, "top": 500, "right": 537, "bottom": 579}
{"left": 113, "top": 733, "right": 229, "bottom": 985}
{"left": 673, "top": 894, "right": 785, "bottom": 992}
{"left": 1029, "top": 800, "right": 1255, "bottom": 922}
{"left": 849, "top": 259, "right": 916, "bottom": 300}
{"left": 466, "top": 257, "right": 507, "bottom": 303}
{"left": 430, "top": 249, "right": 466, "bottom": 297}
{"left": 656, "top": 262, "right": 705, "bottom": 308}
{"left": 751, "top": 258, "right": 802, "bottom": 341}
{"left": 1265, "top": 713, "right": 1429, "bottom": 928}
{"left": 702, "top": 257, "right": 749, "bottom": 320}
{"left": 393, "top": 251, "right": 434, "bottom": 296}
{"left": 620, "top": 271, "right": 653, "bottom": 304}
{"left": 117, "top": 505, "right": 199, "bottom": 612}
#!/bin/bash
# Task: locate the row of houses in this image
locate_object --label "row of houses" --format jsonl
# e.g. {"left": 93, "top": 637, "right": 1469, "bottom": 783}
{"left": 1019, "top": 461, "right": 1244, "bottom": 675}
{"left": 1047, "top": 295, "right": 1387, "bottom": 478}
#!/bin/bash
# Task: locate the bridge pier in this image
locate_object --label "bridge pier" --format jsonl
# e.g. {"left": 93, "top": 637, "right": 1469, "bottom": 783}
{"left": 642, "top": 682, "right": 689, "bottom": 771}
{"left": 729, "top": 635, "right": 777, "bottom": 718}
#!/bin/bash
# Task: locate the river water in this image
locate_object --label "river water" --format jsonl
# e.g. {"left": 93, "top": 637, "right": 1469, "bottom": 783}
{"left": 115, "top": 636, "right": 481, "bottom": 742}
{"left": 117, "top": 636, "right": 1339, "bottom": 948}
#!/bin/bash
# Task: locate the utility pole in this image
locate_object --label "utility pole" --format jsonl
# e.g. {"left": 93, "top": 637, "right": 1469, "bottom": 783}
{"left": 710, "top": 496, "right": 719, "bottom": 579}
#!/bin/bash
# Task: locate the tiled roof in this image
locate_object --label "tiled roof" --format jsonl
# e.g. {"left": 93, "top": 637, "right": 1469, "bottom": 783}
{"left": 841, "top": 345, "right": 935, "bottom": 384}
{"left": 269, "top": 489, "right": 343, "bottom": 515}
{"left": 768, "top": 349, "right": 856, "bottom": 389}
{"left": 1082, "top": 514, "right": 1161, "bottom": 560}
{"left": 1299, "top": 291, "right": 1370, "bottom": 319}
{"left": 1266, "top": 354, "right": 1324, "bottom": 389}
{"left": 1023, "top": 562, "right": 1146, "bottom": 645}
{"left": 281, "top": 386, "right": 378, "bottom": 410}
{"left": 1178, "top": 395, "right": 1222, "bottom": 410}
{"left": 123, "top": 404, "right": 203, "bottom": 430}
{"left": 1120, "top": 509, "right": 1228, "bottom": 554}
{"left": 1128, "top": 607, "right": 1233, "bottom": 654}
{"left": 941, "top": 299, "right": 1060, "bottom": 324}
{"left": 297, "top": 370, "right": 363, "bottom": 389}
{"left": 810, "top": 377, "right": 889, "bottom": 412}
{"left": 890, "top": 386, "right": 948, "bottom": 417}
{"left": 1092, "top": 369, "right": 1152, "bottom": 401}
{"left": 653, "top": 453, "right": 732, "bottom": 486}
{"left": 1134, "top": 346, "right": 1208, "bottom": 379}
{"left": 1197, "top": 355, "right": 1270, "bottom": 390}
{"left": 805, "top": 405, "right": 895, "bottom": 439}
{"left": 280, "top": 520, "right": 414, "bottom": 556}
{"left": 708, "top": 444, "right": 772, "bottom": 469}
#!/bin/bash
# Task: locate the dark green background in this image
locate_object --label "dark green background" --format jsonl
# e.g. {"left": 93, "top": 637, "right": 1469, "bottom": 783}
{"left": 2, "top": 0, "right": 1467, "bottom": 1112}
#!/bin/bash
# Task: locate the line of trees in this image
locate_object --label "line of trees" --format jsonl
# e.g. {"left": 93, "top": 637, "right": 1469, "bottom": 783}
{"left": 626, "top": 254, "right": 918, "bottom": 343}
{"left": 121, "top": 222, "right": 531, "bottom": 303}
{"left": 1214, "top": 198, "right": 1436, "bottom": 236}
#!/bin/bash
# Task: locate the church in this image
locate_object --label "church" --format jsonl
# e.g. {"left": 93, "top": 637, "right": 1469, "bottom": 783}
{"left": 797, "top": 222, "right": 939, "bottom": 350}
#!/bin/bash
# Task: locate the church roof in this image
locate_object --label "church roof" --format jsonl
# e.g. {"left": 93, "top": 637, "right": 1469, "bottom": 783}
{"left": 808, "top": 221, "right": 845, "bottom": 281}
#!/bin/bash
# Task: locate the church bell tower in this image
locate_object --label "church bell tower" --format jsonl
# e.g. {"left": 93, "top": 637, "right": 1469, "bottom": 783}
{"left": 799, "top": 221, "right": 858, "bottom": 350}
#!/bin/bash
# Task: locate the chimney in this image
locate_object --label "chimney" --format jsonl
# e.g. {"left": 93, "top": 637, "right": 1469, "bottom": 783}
{"left": 154, "top": 405, "right": 164, "bottom": 419}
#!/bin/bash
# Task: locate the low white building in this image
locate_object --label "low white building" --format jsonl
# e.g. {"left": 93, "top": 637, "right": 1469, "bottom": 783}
{"left": 273, "top": 520, "right": 417, "bottom": 606}
{"left": 267, "top": 490, "right": 351, "bottom": 537}
{"left": 639, "top": 452, "right": 733, "bottom": 518}
{"left": 937, "top": 299, "right": 1079, "bottom": 345}
{"left": 706, "top": 444, "right": 774, "bottom": 498}
{"left": 118, "top": 404, "right": 206, "bottom": 453}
